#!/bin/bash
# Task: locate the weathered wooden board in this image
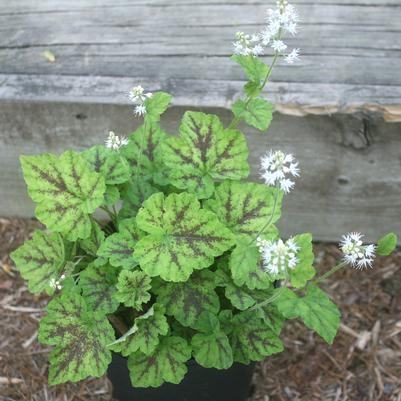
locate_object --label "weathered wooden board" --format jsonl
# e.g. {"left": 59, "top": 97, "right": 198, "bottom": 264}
{"left": 0, "top": 0, "right": 400, "bottom": 241}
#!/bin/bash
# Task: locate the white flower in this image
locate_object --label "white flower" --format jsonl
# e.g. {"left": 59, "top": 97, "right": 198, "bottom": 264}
{"left": 271, "top": 39, "right": 287, "bottom": 52}
{"left": 258, "top": 237, "right": 299, "bottom": 275}
{"left": 49, "top": 274, "right": 66, "bottom": 290}
{"left": 134, "top": 104, "right": 147, "bottom": 116}
{"left": 285, "top": 48, "right": 300, "bottom": 64}
{"left": 128, "top": 85, "right": 152, "bottom": 117}
{"left": 340, "top": 233, "right": 376, "bottom": 269}
{"left": 233, "top": 31, "right": 263, "bottom": 57}
{"left": 105, "top": 131, "right": 129, "bottom": 151}
{"left": 260, "top": 150, "right": 300, "bottom": 193}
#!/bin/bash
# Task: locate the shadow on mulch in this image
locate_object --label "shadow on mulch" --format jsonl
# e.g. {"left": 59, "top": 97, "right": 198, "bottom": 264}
{"left": 0, "top": 218, "right": 400, "bottom": 401}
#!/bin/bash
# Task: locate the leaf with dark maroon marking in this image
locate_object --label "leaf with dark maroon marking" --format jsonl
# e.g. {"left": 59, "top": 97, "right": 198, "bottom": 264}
{"left": 134, "top": 192, "right": 234, "bottom": 282}
{"left": 97, "top": 218, "right": 140, "bottom": 269}
{"left": 205, "top": 181, "right": 282, "bottom": 241}
{"left": 79, "top": 263, "right": 120, "bottom": 314}
{"left": 228, "top": 310, "right": 283, "bottom": 364}
{"left": 82, "top": 145, "right": 130, "bottom": 185}
{"left": 115, "top": 270, "right": 152, "bottom": 310}
{"left": 111, "top": 304, "right": 168, "bottom": 356}
{"left": 128, "top": 336, "right": 191, "bottom": 387}
{"left": 161, "top": 111, "right": 249, "bottom": 199}
{"left": 79, "top": 221, "right": 105, "bottom": 257}
{"left": 121, "top": 122, "right": 168, "bottom": 184}
{"left": 20, "top": 151, "right": 105, "bottom": 240}
{"left": 155, "top": 270, "right": 220, "bottom": 328}
{"left": 11, "top": 230, "right": 65, "bottom": 295}
{"left": 192, "top": 330, "right": 233, "bottom": 370}
{"left": 38, "top": 292, "right": 115, "bottom": 384}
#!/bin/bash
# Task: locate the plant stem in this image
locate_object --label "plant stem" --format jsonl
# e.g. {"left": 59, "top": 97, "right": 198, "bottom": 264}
{"left": 312, "top": 261, "right": 347, "bottom": 285}
{"left": 248, "top": 285, "right": 287, "bottom": 312}
{"left": 100, "top": 206, "right": 117, "bottom": 225}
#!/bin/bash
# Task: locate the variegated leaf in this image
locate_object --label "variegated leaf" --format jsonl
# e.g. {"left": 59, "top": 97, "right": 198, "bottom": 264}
{"left": 161, "top": 111, "right": 249, "bottom": 199}
{"left": 205, "top": 181, "right": 282, "bottom": 240}
{"left": 11, "top": 230, "right": 65, "bottom": 295}
{"left": 20, "top": 151, "right": 105, "bottom": 240}
{"left": 38, "top": 292, "right": 115, "bottom": 384}
{"left": 134, "top": 192, "right": 234, "bottom": 282}
{"left": 79, "top": 263, "right": 120, "bottom": 314}
{"left": 128, "top": 336, "right": 191, "bottom": 387}
{"left": 115, "top": 270, "right": 152, "bottom": 309}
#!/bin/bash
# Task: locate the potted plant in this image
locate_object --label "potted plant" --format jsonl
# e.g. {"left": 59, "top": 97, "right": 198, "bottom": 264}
{"left": 11, "top": 1, "right": 397, "bottom": 400}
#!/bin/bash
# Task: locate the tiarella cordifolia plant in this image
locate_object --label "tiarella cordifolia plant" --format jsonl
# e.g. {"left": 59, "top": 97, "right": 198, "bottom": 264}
{"left": 11, "top": 0, "right": 398, "bottom": 389}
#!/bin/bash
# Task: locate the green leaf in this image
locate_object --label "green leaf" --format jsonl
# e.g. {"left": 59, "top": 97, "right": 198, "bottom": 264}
{"left": 162, "top": 111, "right": 249, "bottom": 199}
{"left": 119, "top": 179, "right": 159, "bottom": 220}
{"left": 244, "top": 81, "right": 262, "bottom": 97}
{"left": 155, "top": 270, "right": 220, "bottom": 328}
{"left": 11, "top": 230, "right": 65, "bottom": 295}
{"left": 79, "top": 263, "right": 120, "bottom": 314}
{"left": 205, "top": 181, "right": 282, "bottom": 240}
{"left": 377, "top": 233, "right": 398, "bottom": 256}
{"left": 134, "top": 192, "right": 234, "bottom": 282}
{"left": 115, "top": 270, "right": 152, "bottom": 309}
{"left": 103, "top": 185, "right": 120, "bottom": 206}
{"left": 275, "top": 285, "right": 341, "bottom": 344}
{"left": 121, "top": 123, "right": 167, "bottom": 183}
{"left": 20, "top": 151, "right": 105, "bottom": 240}
{"left": 111, "top": 304, "right": 169, "bottom": 356}
{"left": 82, "top": 145, "right": 130, "bottom": 185}
{"left": 231, "top": 55, "right": 268, "bottom": 83}
{"left": 289, "top": 233, "right": 316, "bottom": 288}
{"left": 232, "top": 99, "right": 274, "bottom": 131}
{"left": 38, "top": 292, "right": 114, "bottom": 384}
{"left": 128, "top": 336, "right": 191, "bottom": 387}
{"left": 97, "top": 218, "right": 140, "bottom": 269}
{"left": 192, "top": 330, "right": 233, "bottom": 369}
{"left": 79, "top": 221, "right": 105, "bottom": 257}
{"left": 229, "top": 239, "right": 272, "bottom": 290}
{"left": 229, "top": 311, "right": 283, "bottom": 364}
{"left": 144, "top": 92, "right": 172, "bottom": 122}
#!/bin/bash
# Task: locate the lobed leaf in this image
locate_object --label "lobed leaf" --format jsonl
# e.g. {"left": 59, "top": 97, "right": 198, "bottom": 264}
{"left": 231, "top": 55, "right": 268, "bottom": 84}
{"left": 144, "top": 92, "right": 172, "bottom": 122}
{"left": 115, "top": 270, "right": 152, "bottom": 310}
{"left": 111, "top": 304, "right": 169, "bottom": 356}
{"left": 161, "top": 111, "right": 249, "bottom": 199}
{"left": 20, "top": 151, "right": 105, "bottom": 240}
{"left": 97, "top": 218, "right": 140, "bottom": 269}
{"left": 11, "top": 230, "right": 65, "bottom": 295}
{"left": 79, "top": 263, "right": 120, "bottom": 314}
{"left": 192, "top": 330, "right": 233, "bottom": 369}
{"left": 229, "top": 310, "right": 283, "bottom": 364}
{"left": 38, "top": 292, "right": 115, "bottom": 384}
{"left": 232, "top": 99, "right": 274, "bottom": 131}
{"left": 275, "top": 285, "right": 341, "bottom": 344}
{"left": 128, "top": 336, "right": 191, "bottom": 387}
{"left": 121, "top": 123, "right": 167, "bottom": 183}
{"left": 205, "top": 181, "right": 282, "bottom": 240}
{"left": 134, "top": 192, "right": 234, "bottom": 282}
{"left": 82, "top": 145, "right": 130, "bottom": 185}
{"left": 155, "top": 270, "right": 220, "bottom": 328}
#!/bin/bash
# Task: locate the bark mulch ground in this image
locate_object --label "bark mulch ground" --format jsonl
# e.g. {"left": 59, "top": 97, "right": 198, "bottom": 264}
{"left": 0, "top": 218, "right": 400, "bottom": 401}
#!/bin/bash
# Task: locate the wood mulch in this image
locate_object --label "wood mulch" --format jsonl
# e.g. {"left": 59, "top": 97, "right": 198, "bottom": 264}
{"left": 0, "top": 218, "right": 400, "bottom": 401}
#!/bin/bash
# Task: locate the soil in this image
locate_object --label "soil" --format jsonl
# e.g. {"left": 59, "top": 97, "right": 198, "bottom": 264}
{"left": 0, "top": 218, "right": 400, "bottom": 401}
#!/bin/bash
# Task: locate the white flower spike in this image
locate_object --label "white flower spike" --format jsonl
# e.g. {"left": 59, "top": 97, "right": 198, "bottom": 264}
{"left": 49, "top": 274, "right": 66, "bottom": 291}
{"left": 257, "top": 237, "right": 299, "bottom": 275}
{"left": 260, "top": 150, "right": 300, "bottom": 193}
{"left": 105, "top": 131, "right": 129, "bottom": 151}
{"left": 340, "top": 232, "right": 376, "bottom": 269}
{"left": 128, "top": 85, "right": 152, "bottom": 116}
{"left": 233, "top": 31, "right": 264, "bottom": 56}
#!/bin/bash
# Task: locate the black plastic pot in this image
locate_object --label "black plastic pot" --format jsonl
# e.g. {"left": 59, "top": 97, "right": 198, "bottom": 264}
{"left": 107, "top": 353, "right": 255, "bottom": 401}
